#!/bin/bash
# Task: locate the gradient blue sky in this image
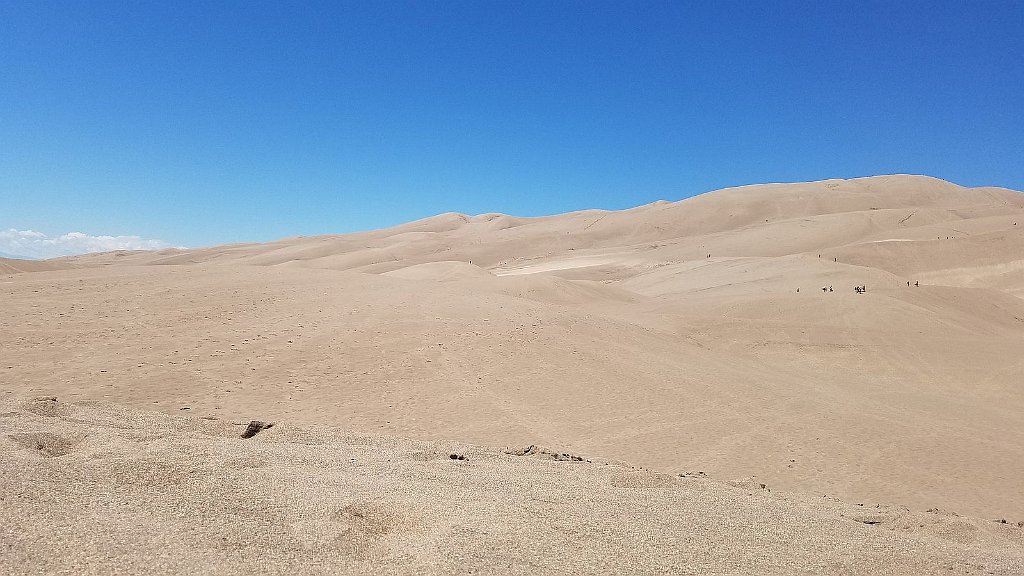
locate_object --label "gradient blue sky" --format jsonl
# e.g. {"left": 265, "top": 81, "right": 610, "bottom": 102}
{"left": 2, "top": 1, "right": 1022, "bottom": 251}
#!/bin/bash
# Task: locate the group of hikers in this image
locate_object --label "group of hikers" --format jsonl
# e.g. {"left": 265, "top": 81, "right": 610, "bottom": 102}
{"left": 800, "top": 281, "right": 920, "bottom": 294}
{"left": 809, "top": 285, "right": 863, "bottom": 293}
{"left": 707, "top": 252, "right": 926, "bottom": 294}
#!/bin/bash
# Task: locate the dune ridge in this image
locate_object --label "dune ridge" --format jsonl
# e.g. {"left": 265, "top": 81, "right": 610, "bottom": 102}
{"left": 3, "top": 175, "right": 1024, "bottom": 571}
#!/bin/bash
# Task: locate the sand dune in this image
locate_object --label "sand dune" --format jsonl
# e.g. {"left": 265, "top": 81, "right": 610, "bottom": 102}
{"left": 382, "top": 260, "right": 496, "bottom": 282}
{"left": 0, "top": 257, "right": 75, "bottom": 274}
{"left": 4, "top": 175, "right": 1024, "bottom": 571}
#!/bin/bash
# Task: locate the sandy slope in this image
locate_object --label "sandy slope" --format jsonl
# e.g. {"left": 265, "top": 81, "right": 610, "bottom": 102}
{"left": 2, "top": 397, "right": 1022, "bottom": 575}
{"left": 0, "top": 257, "right": 75, "bottom": 274}
{"left": 3, "top": 175, "right": 1024, "bottom": 570}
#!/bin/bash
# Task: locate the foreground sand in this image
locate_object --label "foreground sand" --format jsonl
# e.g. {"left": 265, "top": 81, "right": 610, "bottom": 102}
{"left": 2, "top": 396, "right": 1022, "bottom": 575}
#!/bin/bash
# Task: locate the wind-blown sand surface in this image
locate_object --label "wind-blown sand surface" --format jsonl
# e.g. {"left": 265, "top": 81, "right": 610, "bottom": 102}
{"left": 3, "top": 397, "right": 1023, "bottom": 575}
{"left": 3, "top": 175, "right": 1024, "bottom": 572}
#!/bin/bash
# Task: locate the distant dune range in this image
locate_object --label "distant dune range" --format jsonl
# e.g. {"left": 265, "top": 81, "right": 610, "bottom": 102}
{"left": 3, "top": 175, "right": 1024, "bottom": 572}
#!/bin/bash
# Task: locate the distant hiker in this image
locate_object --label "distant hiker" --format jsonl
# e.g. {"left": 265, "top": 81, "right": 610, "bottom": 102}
{"left": 915, "top": 281, "right": 919, "bottom": 287}
{"left": 829, "top": 286, "right": 833, "bottom": 292}
{"left": 797, "top": 288, "right": 800, "bottom": 292}
{"left": 907, "top": 281, "right": 910, "bottom": 286}
{"left": 834, "top": 257, "right": 837, "bottom": 262}
{"left": 822, "top": 287, "right": 827, "bottom": 293}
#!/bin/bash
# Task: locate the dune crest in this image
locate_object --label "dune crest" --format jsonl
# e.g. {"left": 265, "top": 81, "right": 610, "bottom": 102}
{"left": 4, "top": 174, "right": 1024, "bottom": 535}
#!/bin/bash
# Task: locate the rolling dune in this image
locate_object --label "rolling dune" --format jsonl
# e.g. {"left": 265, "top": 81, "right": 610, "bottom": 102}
{"left": 3, "top": 175, "right": 1024, "bottom": 572}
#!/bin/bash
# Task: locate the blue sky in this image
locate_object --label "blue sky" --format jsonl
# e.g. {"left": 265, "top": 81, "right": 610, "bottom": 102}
{"left": 2, "top": 1, "right": 1022, "bottom": 254}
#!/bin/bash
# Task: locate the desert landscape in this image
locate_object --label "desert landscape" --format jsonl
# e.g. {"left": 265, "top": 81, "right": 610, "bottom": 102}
{"left": 3, "top": 175, "right": 1024, "bottom": 573}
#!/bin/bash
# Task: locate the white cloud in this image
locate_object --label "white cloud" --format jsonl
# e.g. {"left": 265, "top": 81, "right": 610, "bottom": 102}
{"left": 0, "top": 228, "right": 181, "bottom": 260}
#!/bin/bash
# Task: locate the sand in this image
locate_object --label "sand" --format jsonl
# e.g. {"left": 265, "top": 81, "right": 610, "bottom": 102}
{"left": 2, "top": 175, "right": 1024, "bottom": 572}
{"left": 3, "top": 397, "right": 1023, "bottom": 575}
